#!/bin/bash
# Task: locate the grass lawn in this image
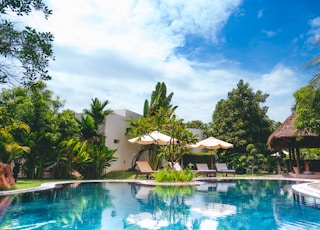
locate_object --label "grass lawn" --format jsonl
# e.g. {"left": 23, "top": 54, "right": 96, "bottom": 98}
{"left": 6, "top": 180, "right": 47, "bottom": 191}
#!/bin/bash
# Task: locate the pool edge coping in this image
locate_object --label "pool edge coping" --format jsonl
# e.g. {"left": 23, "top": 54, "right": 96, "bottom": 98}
{"left": 1, "top": 176, "right": 320, "bottom": 197}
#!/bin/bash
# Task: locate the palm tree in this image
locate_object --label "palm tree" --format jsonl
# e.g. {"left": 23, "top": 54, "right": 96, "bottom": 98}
{"left": 143, "top": 82, "right": 177, "bottom": 117}
{"left": 305, "top": 56, "right": 320, "bottom": 83}
{"left": 83, "top": 98, "right": 112, "bottom": 130}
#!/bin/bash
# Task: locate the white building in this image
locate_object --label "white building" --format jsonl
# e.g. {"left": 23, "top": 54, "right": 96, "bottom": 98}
{"left": 104, "top": 109, "right": 141, "bottom": 173}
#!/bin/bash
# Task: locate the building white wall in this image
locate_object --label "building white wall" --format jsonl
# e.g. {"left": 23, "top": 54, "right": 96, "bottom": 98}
{"left": 104, "top": 109, "right": 141, "bottom": 173}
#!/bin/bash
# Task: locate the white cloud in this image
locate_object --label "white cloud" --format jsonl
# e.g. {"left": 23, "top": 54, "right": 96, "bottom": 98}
{"left": 308, "top": 16, "right": 320, "bottom": 44}
{"left": 20, "top": 0, "right": 305, "bottom": 123}
{"left": 262, "top": 30, "right": 276, "bottom": 38}
{"left": 251, "top": 64, "right": 304, "bottom": 122}
{"left": 257, "top": 9, "right": 264, "bottom": 18}
{"left": 310, "top": 17, "right": 320, "bottom": 27}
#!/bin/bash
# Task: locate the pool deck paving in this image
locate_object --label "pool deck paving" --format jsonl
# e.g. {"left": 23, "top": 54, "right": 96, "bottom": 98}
{"left": 1, "top": 174, "right": 320, "bottom": 198}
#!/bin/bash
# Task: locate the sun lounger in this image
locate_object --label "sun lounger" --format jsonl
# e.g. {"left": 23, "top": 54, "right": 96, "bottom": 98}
{"left": 195, "top": 163, "right": 216, "bottom": 177}
{"left": 216, "top": 182, "right": 236, "bottom": 192}
{"left": 215, "top": 163, "right": 236, "bottom": 177}
{"left": 135, "top": 186, "right": 153, "bottom": 199}
{"left": 135, "top": 161, "right": 155, "bottom": 179}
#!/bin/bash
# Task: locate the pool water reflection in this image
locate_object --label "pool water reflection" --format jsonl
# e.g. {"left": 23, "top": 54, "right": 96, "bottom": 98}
{"left": 1, "top": 180, "right": 320, "bottom": 229}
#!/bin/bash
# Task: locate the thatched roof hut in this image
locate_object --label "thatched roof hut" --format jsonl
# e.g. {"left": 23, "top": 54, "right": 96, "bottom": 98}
{"left": 268, "top": 112, "right": 320, "bottom": 150}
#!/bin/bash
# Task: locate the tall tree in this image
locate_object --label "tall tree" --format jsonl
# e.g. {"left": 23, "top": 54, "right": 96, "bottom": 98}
{"left": 305, "top": 55, "right": 320, "bottom": 83}
{"left": 143, "top": 82, "right": 177, "bottom": 116}
{"left": 294, "top": 52, "right": 320, "bottom": 134}
{"left": 83, "top": 98, "right": 112, "bottom": 131}
{"left": 211, "top": 80, "right": 272, "bottom": 155}
{"left": 294, "top": 82, "right": 320, "bottom": 134}
{"left": 0, "top": 0, "right": 54, "bottom": 85}
{"left": 77, "top": 98, "right": 116, "bottom": 178}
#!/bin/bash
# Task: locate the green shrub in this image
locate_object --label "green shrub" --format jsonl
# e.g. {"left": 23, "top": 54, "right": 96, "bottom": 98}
{"left": 152, "top": 168, "right": 195, "bottom": 182}
{"left": 152, "top": 185, "right": 195, "bottom": 200}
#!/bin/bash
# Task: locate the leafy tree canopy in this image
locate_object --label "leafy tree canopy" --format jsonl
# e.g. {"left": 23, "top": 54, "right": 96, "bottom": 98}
{"left": 0, "top": 0, "right": 54, "bottom": 85}
{"left": 295, "top": 51, "right": 320, "bottom": 134}
{"left": 211, "top": 79, "right": 273, "bottom": 154}
{"left": 294, "top": 82, "right": 320, "bottom": 134}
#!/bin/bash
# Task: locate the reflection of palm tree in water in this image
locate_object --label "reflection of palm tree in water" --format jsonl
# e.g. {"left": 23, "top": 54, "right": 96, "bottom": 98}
{"left": 131, "top": 185, "right": 195, "bottom": 228}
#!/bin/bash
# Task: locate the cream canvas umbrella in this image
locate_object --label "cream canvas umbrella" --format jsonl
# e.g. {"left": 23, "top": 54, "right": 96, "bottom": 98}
{"left": 190, "top": 137, "right": 233, "bottom": 149}
{"left": 128, "top": 131, "right": 178, "bottom": 145}
{"left": 189, "top": 137, "right": 233, "bottom": 168}
{"left": 128, "top": 131, "right": 178, "bottom": 169}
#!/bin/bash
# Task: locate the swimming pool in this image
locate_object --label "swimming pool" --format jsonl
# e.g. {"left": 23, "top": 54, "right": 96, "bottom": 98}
{"left": 0, "top": 180, "right": 320, "bottom": 229}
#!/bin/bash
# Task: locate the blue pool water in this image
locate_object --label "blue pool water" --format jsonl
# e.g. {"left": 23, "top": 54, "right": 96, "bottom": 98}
{"left": 0, "top": 180, "right": 320, "bottom": 229}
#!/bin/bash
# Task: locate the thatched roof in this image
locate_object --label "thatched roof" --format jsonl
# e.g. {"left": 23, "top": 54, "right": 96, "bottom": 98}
{"left": 268, "top": 112, "right": 320, "bottom": 149}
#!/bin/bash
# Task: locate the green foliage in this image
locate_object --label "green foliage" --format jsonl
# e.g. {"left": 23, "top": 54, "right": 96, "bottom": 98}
{"left": 77, "top": 115, "right": 97, "bottom": 140}
{"left": 211, "top": 79, "right": 273, "bottom": 158}
{"left": 152, "top": 168, "right": 195, "bottom": 182}
{"left": 129, "top": 107, "right": 198, "bottom": 168}
{"left": 240, "top": 144, "right": 266, "bottom": 174}
{"left": 0, "top": 1, "right": 54, "bottom": 85}
{"left": 128, "top": 82, "right": 199, "bottom": 167}
{"left": 305, "top": 55, "right": 320, "bottom": 84}
{"left": 76, "top": 98, "right": 117, "bottom": 178}
{"left": 0, "top": 0, "right": 52, "bottom": 16}
{"left": 80, "top": 141, "right": 117, "bottom": 179}
{"left": 143, "top": 82, "right": 177, "bottom": 117}
{"left": 294, "top": 82, "right": 320, "bottom": 134}
{"left": 56, "top": 139, "right": 91, "bottom": 178}
{"left": 184, "top": 120, "right": 208, "bottom": 130}
{"left": 83, "top": 98, "right": 112, "bottom": 130}
{"left": 0, "top": 102, "right": 31, "bottom": 162}
{"left": 0, "top": 82, "right": 66, "bottom": 177}
{"left": 152, "top": 185, "right": 195, "bottom": 200}
{"left": 0, "top": 83, "right": 116, "bottom": 179}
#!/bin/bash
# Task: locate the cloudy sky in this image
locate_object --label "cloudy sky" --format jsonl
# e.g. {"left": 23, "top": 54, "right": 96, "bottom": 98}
{"left": 25, "top": 0, "right": 320, "bottom": 123}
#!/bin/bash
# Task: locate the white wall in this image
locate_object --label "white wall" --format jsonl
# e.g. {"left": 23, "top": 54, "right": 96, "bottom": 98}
{"left": 104, "top": 109, "right": 141, "bottom": 173}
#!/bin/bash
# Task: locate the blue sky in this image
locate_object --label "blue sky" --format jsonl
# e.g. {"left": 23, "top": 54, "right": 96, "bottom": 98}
{"left": 23, "top": 0, "right": 320, "bottom": 123}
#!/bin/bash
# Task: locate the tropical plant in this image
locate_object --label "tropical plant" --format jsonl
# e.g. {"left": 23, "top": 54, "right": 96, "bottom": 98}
{"left": 56, "top": 138, "right": 90, "bottom": 178}
{"left": 83, "top": 98, "right": 112, "bottom": 130}
{"left": 305, "top": 54, "right": 320, "bottom": 84}
{"left": 152, "top": 167, "right": 195, "bottom": 182}
{"left": 0, "top": 122, "right": 30, "bottom": 163}
{"left": 76, "top": 98, "right": 117, "bottom": 178}
{"left": 0, "top": 82, "right": 66, "bottom": 178}
{"left": 143, "top": 82, "right": 177, "bottom": 116}
{"left": 80, "top": 141, "right": 117, "bottom": 179}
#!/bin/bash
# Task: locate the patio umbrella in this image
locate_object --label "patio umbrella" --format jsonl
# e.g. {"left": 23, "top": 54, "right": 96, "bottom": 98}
{"left": 189, "top": 137, "right": 233, "bottom": 168}
{"left": 129, "top": 131, "right": 178, "bottom": 169}
{"left": 128, "top": 131, "right": 178, "bottom": 145}
{"left": 189, "top": 137, "right": 233, "bottom": 149}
